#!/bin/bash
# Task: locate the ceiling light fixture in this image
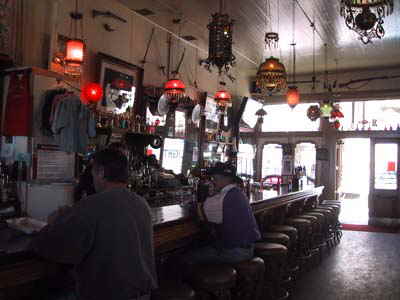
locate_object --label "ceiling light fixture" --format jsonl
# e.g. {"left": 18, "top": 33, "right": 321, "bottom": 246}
{"left": 65, "top": 0, "right": 85, "bottom": 77}
{"left": 264, "top": 0, "right": 279, "bottom": 49}
{"left": 256, "top": 0, "right": 287, "bottom": 96}
{"left": 200, "top": 0, "right": 235, "bottom": 74}
{"left": 340, "top": 0, "right": 394, "bottom": 44}
{"left": 286, "top": 0, "right": 300, "bottom": 109}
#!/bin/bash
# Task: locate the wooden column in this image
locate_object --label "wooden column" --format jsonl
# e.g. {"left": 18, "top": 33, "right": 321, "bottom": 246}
{"left": 196, "top": 92, "right": 207, "bottom": 168}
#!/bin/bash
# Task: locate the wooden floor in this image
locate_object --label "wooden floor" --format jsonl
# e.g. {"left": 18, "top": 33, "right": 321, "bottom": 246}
{"left": 292, "top": 231, "right": 400, "bottom": 300}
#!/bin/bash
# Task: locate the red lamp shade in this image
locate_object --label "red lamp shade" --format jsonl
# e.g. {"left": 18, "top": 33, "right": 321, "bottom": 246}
{"left": 164, "top": 79, "right": 185, "bottom": 102}
{"left": 81, "top": 83, "right": 103, "bottom": 104}
{"left": 214, "top": 90, "right": 232, "bottom": 107}
{"left": 65, "top": 39, "right": 85, "bottom": 65}
{"left": 286, "top": 86, "right": 300, "bottom": 109}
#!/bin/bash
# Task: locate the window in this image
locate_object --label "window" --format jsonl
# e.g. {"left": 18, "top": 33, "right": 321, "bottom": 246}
{"left": 295, "top": 143, "right": 316, "bottom": 187}
{"left": 237, "top": 144, "right": 255, "bottom": 176}
{"left": 262, "top": 103, "right": 320, "bottom": 132}
{"left": 262, "top": 144, "right": 283, "bottom": 178}
{"left": 374, "top": 143, "right": 397, "bottom": 190}
{"left": 175, "top": 111, "right": 186, "bottom": 137}
{"left": 338, "top": 100, "right": 400, "bottom": 131}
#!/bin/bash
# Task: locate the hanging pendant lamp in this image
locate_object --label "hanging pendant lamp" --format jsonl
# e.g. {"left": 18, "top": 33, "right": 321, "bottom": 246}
{"left": 164, "top": 78, "right": 186, "bottom": 103}
{"left": 201, "top": 0, "right": 235, "bottom": 74}
{"left": 65, "top": 0, "right": 85, "bottom": 77}
{"left": 214, "top": 89, "right": 232, "bottom": 108}
{"left": 287, "top": 86, "right": 300, "bottom": 109}
{"left": 286, "top": 0, "right": 300, "bottom": 109}
{"left": 340, "top": 0, "right": 394, "bottom": 44}
{"left": 256, "top": 0, "right": 286, "bottom": 96}
{"left": 256, "top": 57, "right": 287, "bottom": 95}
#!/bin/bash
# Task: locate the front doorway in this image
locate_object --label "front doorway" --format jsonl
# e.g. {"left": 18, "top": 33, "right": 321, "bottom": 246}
{"left": 369, "top": 138, "right": 400, "bottom": 226}
{"left": 338, "top": 138, "right": 370, "bottom": 225}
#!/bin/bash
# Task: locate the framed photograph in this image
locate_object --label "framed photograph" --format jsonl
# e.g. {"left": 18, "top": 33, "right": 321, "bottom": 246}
{"left": 98, "top": 52, "right": 144, "bottom": 116}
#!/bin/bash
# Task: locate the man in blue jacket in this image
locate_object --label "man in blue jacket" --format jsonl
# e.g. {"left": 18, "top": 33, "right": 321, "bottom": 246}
{"left": 186, "top": 162, "right": 261, "bottom": 264}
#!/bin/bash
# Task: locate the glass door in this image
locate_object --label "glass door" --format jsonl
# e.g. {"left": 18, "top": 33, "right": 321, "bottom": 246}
{"left": 369, "top": 138, "right": 400, "bottom": 222}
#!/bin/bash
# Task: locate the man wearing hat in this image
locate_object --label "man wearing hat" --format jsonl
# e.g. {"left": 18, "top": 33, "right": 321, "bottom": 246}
{"left": 185, "top": 162, "right": 261, "bottom": 264}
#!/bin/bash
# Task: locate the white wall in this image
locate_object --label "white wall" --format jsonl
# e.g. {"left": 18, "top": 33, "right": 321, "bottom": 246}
{"left": 21, "top": 0, "right": 254, "bottom": 98}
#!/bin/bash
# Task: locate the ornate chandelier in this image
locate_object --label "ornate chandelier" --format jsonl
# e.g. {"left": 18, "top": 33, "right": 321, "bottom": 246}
{"left": 200, "top": 0, "right": 235, "bottom": 74}
{"left": 340, "top": 0, "right": 394, "bottom": 44}
{"left": 256, "top": 0, "right": 286, "bottom": 96}
{"left": 256, "top": 57, "right": 287, "bottom": 95}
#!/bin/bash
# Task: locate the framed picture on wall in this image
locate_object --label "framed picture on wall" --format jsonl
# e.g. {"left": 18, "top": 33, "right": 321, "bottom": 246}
{"left": 98, "top": 52, "right": 144, "bottom": 117}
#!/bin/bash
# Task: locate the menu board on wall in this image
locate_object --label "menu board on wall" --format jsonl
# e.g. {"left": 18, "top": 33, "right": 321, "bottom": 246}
{"left": 36, "top": 144, "right": 75, "bottom": 181}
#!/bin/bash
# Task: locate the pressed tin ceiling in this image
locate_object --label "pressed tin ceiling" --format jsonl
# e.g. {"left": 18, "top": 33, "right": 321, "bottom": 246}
{"left": 118, "top": 0, "right": 400, "bottom": 75}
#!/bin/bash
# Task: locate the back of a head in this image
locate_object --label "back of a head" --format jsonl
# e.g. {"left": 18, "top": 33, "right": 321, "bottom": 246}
{"left": 93, "top": 149, "right": 129, "bottom": 183}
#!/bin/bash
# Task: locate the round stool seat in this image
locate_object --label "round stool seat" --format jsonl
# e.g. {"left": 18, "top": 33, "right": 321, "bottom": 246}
{"left": 152, "top": 282, "right": 196, "bottom": 300}
{"left": 322, "top": 200, "right": 341, "bottom": 205}
{"left": 188, "top": 264, "right": 236, "bottom": 292}
{"left": 296, "top": 214, "right": 318, "bottom": 222}
{"left": 233, "top": 256, "right": 265, "bottom": 276}
{"left": 296, "top": 215, "right": 320, "bottom": 231}
{"left": 285, "top": 218, "right": 312, "bottom": 228}
{"left": 303, "top": 212, "right": 326, "bottom": 226}
{"left": 310, "top": 208, "right": 334, "bottom": 216}
{"left": 232, "top": 257, "right": 265, "bottom": 300}
{"left": 318, "top": 204, "right": 340, "bottom": 214}
{"left": 314, "top": 207, "right": 335, "bottom": 213}
{"left": 255, "top": 242, "right": 288, "bottom": 256}
{"left": 268, "top": 225, "right": 298, "bottom": 243}
{"left": 310, "top": 209, "right": 335, "bottom": 220}
{"left": 262, "top": 232, "right": 290, "bottom": 248}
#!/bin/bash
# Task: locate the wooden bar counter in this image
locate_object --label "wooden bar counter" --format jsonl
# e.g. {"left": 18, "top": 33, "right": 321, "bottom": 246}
{"left": 0, "top": 186, "right": 323, "bottom": 295}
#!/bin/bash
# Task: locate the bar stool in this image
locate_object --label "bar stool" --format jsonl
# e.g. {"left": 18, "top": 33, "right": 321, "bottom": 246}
{"left": 260, "top": 232, "right": 294, "bottom": 291}
{"left": 152, "top": 281, "right": 196, "bottom": 300}
{"left": 261, "top": 232, "right": 290, "bottom": 248}
{"left": 309, "top": 208, "right": 336, "bottom": 248}
{"left": 295, "top": 214, "right": 322, "bottom": 266}
{"left": 302, "top": 211, "right": 328, "bottom": 258}
{"left": 254, "top": 243, "right": 289, "bottom": 300}
{"left": 284, "top": 218, "right": 313, "bottom": 271}
{"left": 232, "top": 257, "right": 265, "bottom": 300}
{"left": 186, "top": 264, "right": 236, "bottom": 300}
{"left": 267, "top": 225, "right": 299, "bottom": 277}
{"left": 317, "top": 204, "right": 342, "bottom": 243}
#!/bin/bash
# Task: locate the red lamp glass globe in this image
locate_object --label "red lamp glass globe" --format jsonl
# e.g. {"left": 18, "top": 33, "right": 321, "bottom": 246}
{"left": 214, "top": 90, "right": 232, "bottom": 107}
{"left": 286, "top": 86, "right": 300, "bottom": 109}
{"left": 164, "top": 79, "right": 186, "bottom": 102}
{"left": 65, "top": 39, "right": 85, "bottom": 65}
{"left": 81, "top": 83, "right": 103, "bottom": 104}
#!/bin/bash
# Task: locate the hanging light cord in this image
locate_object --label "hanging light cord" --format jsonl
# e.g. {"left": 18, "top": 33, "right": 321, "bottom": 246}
{"left": 291, "top": 0, "right": 296, "bottom": 85}
{"left": 69, "top": 0, "right": 83, "bottom": 40}
{"left": 294, "top": 0, "right": 324, "bottom": 42}
{"left": 278, "top": 0, "right": 282, "bottom": 60}
{"left": 312, "top": 17, "right": 316, "bottom": 90}
{"left": 324, "top": 43, "right": 329, "bottom": 90}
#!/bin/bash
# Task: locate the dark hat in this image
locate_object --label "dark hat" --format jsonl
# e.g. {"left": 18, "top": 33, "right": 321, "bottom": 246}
{"left": 206, "top": 162, "right": 237, "bottom": 178}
